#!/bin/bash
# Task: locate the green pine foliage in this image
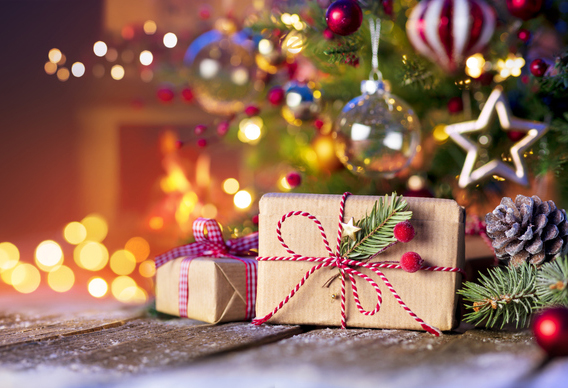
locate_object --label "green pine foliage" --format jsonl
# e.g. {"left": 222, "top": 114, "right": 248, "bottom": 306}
{"left": 459, "top": 257, "right": 568, "bottom": 329}
{"left": 459, "top": 263, "right": 538, "bottom": 329}
{"left": 536, "top": 256, "right": 568, "bottom": 306}
{"left": 340, "top": 193, "right": 411, "bottom": 261}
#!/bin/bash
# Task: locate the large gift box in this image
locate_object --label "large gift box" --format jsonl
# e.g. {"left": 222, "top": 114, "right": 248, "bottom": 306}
{"left": 155, "top": 218, "right": 258, "bottom": 324}
{"left": 254, "top": 193, "right": 465, "bottom": 332}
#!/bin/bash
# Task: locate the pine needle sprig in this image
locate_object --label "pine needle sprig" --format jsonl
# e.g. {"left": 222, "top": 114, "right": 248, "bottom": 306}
{"left": 340, "top": 193, "right": 412, "bottom": 261}
{"left": 536, "top": 256, "right": 568, "bottom": 307}
{"left": 458, "top": 264, "right": 538, "bottom": 329}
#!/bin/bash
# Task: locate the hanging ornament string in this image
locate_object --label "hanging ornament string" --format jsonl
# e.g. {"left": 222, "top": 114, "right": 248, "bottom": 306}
{"left": 369, "top": 18, "right": 382, "bottom": 81}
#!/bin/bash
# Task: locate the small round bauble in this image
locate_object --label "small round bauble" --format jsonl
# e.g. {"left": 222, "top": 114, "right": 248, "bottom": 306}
{"left": 532, "top": 307, "right": 568, "bottom": 357}
{"left": 267, "top": 86, "right": 285, "bottom": 105}
{"left": 400, "top": 252, "right": 424, "bottom": 273}
{"left": 181, "top": 87, "right": 194, "bottom": 103}
{"left": 394, "top": 221, "right": 416, "bottom": 243}
{"left": 325, "top": 0, "right": 363, "bottom": 36}
{"left": 333, "top": 80, "right": 421, "bottom": 178}
{"left": 530, "top": 58, "right": 548, "bottom": 77}
{"left": 448, "top": 97, "right": 464, "bottom": 114}
{"left": 157, "top": 87, "right": 175, "bottom": 103}
{"left": 285, "top": 172, "right": 302, "bottom": 188}
{"left": 184, "top": 29, "right": 257, "bottom": 115}
{"left": 506, "top": 0, "right": 543, "bottom": 21}
{"left": 197, "top": 138, "right": 207, "bottom": 148}
{"left": 282, "top": 82, "right": 318, "bottom": 122}
{"left": 406, "top": 0, "right": 496, "bottom": 72}
{"left": 517, "top": 29, "right": 531, "bottom": 43}
{"left": 217, "top": 121, "right": 230, "bottom": 137}
{"left": 194, "top": 125, "right": 207, "bottom": 135}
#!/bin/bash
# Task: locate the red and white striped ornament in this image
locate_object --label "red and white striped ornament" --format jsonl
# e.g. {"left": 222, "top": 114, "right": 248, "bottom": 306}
{"left": 406, "top": 0, "right": 496, "bottom": 73}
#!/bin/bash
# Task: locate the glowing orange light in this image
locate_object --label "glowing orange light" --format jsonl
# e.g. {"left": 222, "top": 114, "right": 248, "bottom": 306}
{"left": 0, "top": 242, "right": 19, "bottom": 272}
{"left": 223, "top": 178, "right": 240, "bottom": 194}
{"left": 64, "top": 221, "right": 87, "bottom": 245}
{"left": 125, "top": 237, "right": 150, "bottom": 263}
{"left": 44, "top": 61, "right": 57, "bottom": 75}
{"left": 111, "top": 276, "right": 146, "bottom": 303}
{"left": 74, "top": 241, "right": 109, "bottom": 271}
{"left": 143, "top": 20, "right": 157, "bottom": 35}
{"left": 48, "top": 48, "right": 62, "bottom": 63}
{"left": 81, "top": 214, "right": 108, "bottom": 242}
{"left": 149, "top": 217, "right": 164, "bottom": 230}
{"left": 12, "top": 264, "right": 41, "bottom": 294}
{"left": 139, "top": 260, "right": 156, "bottom": 278}
{"left": 109, "top": 250, "right": 136, "bottom": 276}
{"left": 35, "top": 240, "right": 64, "bottom": 272}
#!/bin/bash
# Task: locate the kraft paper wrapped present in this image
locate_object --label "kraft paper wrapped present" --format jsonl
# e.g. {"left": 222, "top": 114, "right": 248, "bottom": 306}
{"left": 254, "top": 193, "right": 465, "bottom": 333}
{"left": 155, "top": 218, "right": 258, "bottom": 324}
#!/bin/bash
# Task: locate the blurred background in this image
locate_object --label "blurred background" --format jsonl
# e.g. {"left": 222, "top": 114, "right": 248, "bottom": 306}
{"left": 1, "top": 0, "right": 567, "bottom": 307}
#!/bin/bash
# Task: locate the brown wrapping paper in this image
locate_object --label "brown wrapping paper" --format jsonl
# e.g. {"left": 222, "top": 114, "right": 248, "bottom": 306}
{"left": 156, "top": 257, "right": 252, "bottom": 323}
{"left": 256, "top": 193, "right": 465, "bottom": 331}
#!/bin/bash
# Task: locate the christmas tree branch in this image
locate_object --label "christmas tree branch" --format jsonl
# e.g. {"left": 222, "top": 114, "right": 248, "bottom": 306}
{"left": 536, "top": 256, "right": 568, "bottom": 306}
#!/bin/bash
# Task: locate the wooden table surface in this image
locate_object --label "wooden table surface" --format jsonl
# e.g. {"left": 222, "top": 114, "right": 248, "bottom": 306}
{"left": 0, "top": 294, "right": 567, "bottom": 388}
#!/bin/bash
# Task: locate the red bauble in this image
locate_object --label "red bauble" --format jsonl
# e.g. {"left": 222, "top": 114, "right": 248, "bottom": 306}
{"left": 506, "top": 0, "right": 543, "bottom": 21}
{"left": 244, "top": 105, "right": 260, "bottom": 117}
{"left": 517, "top": 28, "right": 531, "bottom": 43}
{"left": 197, "top": 138, "right": 207, "bottom": 148}
{"left": 448, "top": 96, "right": 464, "bottom": 114}
{"left": 530, "top": 58, "right": 549, "bottom": 77}
{"left": 532, "top": 307, "right": 568, "bottom": 357}
{"left": 252, "top": 214, "right": 259, "bottom": 225}
{"left": 285, "top": 172, "right": 302, "bottom": 188}
{"left": 194, "top": 124, "right": 207, "bottom": 135}
{"left": 157, "top": 88, "right": 175, "bottom": 102}
{"left": 400, "top": 252, "right": 424, "bottom": 273}
{"left": 394, "top": 221, "right": 416, "bottom": 243}
{"left": 181, "top": 88, "right": 194, "bottom": 103}
{"left": 314, "top": 119, "right": 325, "bottom": 131}
{"left": 325, "top": 0, "right": 363, "bottom": 36}
{"left": 382, "top": 0, "right": 393, "bottom": 16}
{"left": 267, "top": 87, "right": 285, "bottom": 105}
{"left": 507, "top": 130, "right": 525, "bottom": 142}
{"left": 406, "top": 0, "right": 496, "bottom": 73}
{"left": 323, "top": 28, "right": 334, "bottom": 40}
{"left": 217, "top": 121, "right": 230, "bottom": 137}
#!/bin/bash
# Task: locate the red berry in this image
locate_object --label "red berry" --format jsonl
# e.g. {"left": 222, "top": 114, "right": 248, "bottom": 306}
{"left": 393, "top": 221, "right": 416, "bottom": 243}
{"left": 447, "top": 97, "right": 464, "bottom": 114}
{"left": 217, "top": 121, "right": 230, "bottom": 136}
{"left": 532, "top": 307, "right": 568, "bottom": 357}
{"left": 285, "top": 172, "right": 302, "bottom": 188}
{"left": 314, "top": 119, "right": 324, "bottom": 131}
{"left": 400, "top": 252, "right": 424, "bottom": 273}
{"left": 323, "top": 28, "right": 334, "bottom": 40}
{"left": 244, "top": 105, "right": 260, "bottom": 116}
{"left": 181, "top": 88, "right": 194, "bottom": 102}
{"left": 530, "top": 59, "right": 549, "bottom": 77}
{"left": 517, "top": 29, "right": 531, "bottom": 43}
{"left": 157, "top": 88, "right": 175, "bottom": 102}
{"left": 197, "top": 138, "right": 207, "bottom": 148}
{"left": 194, "top": 125, "right": 207, "bottom": 135}
{"left": 267, "top": 87, "right": 285, "bottom": 105}
{"left": 252, "top": 214, "right": 259, "bottom": 225}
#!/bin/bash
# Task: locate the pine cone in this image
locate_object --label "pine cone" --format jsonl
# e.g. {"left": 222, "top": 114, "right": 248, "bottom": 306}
{"left": 485, "top": 195, "right": 568, "bottom": 267}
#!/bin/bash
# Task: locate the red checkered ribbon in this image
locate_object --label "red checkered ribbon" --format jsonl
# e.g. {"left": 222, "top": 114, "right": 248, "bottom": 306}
{"left": 252, "top": 192, "right": 465, "bottom": 336}
{"left": 155, "top": 217, "right": 258, "bottom": 320}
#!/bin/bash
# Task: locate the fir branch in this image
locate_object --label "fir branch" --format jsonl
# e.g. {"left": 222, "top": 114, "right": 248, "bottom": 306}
{"left": 458, "top": 264, "right": 538, "bottom": 329}
{"left": 340, "top": 193, "right": 412, "bottom": 261}
{"left": 536, "top": 256, "right": 568, "bottom": 307}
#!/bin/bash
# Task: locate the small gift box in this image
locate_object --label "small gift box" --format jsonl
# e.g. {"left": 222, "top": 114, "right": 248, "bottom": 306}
{"left": 253, "top": 193, "right": 465, "bottom": 334}
{"left": 155, "top": 218, "right": 258, "bottom": 324}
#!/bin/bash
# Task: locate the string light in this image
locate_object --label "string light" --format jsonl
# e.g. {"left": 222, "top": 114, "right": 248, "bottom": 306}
{"left": 0, "top": 242, "right": 19, "bottom": 272}
{"left": 64, "top": 221, "right": 87, "bottom": 245}
{"left": 35, "top": 240, "right": 63, "bottom": 271}
{"left": 163, "top": 32, "right": 178, "bottom": 48}
{"left": 93, "top": 41, "right": 108, "bottom": 57}
{"left": 234, "top": 190, "right": 253, "bottom": 209}
{"left": 139, "top": 50, "right": 153, "bottom": 66}
{"left": 223, "top": 178, "right": 240, "bottom": 194}
{"left": 47, "top": 265, "right": 75, "bottom": 292}
{"left": 48, "top": 48, "right": 62, "bottom": 63}
{"left": 81, "top": 214, "right": 108, "bottom": 242}
{"left": 11, "top": 264, "right": 41, "bottom": 294}
{"left": 71, "top": 62, "right": 85, "bottom": 77}
{"left": 143, "top": 20, "right": 157, "bottom": 35}
{"left": 88, "top": 277, "right": 108, "bottom": 298}
{"left": 110, "top": 64, "right": 125, "bottom": 80}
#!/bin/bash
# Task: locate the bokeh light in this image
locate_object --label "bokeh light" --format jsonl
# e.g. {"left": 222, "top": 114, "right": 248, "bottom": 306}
{"left": 143, "top": 20, "right": 157, "bottom": 35}
{"left": 201, "top": 203, "right": 218, "bottom": 219}
{"left": 112, "top": 276, "right": 147, "bottom": 303}
{"left": 110, "top": 64, "right": 125, "bottom": 80}
{"left": 44, "top": 61, "right": 57, "bottom": 75}
{"left": 48, "top": 48, "right": 62, "bottom": 63}
{"left": 234, "top": 190, "right": 252, "bottom": 209}
{"left": 88, "top": 277, "right": 108, "bottom": 298}
{"left": 223, "top": 178, "right": 240, "bottom": 194}
{"left": 93, "top": 41, "right": 108, "bottom": 57}
{"left": 163, "top": 32, "right": 178, "bottom": 48}
{"left": 109, "top": 250, "right": 136, "bottom": 276}
{"left": 57, "top": 67, "right": 70, "bottom": 82}
{"left": 71, "top": 62, "right": 86, "bottom": 77}
{"left": 139, "top": 50, "right": 153, "bottom": 66}
{"left": 35, "top": 240, "right": 63, "bottom": 271}
{"left": 11, "top": 264, "right": 41, "bottom": 294}
{"left": 140, "top": 68, "right": 153, "bottom": 82}
{"left": 124, "top": 237, "right": 150, "bottom": 263}
{"left": 149, "top": 216, "right": 164, "bottom": 230}
{"left": 47, "top": 265, "right": 74, "bottom": 292}
{"left": 64, "top": 221, "right": 87, "bottom": 245}
{"left": 0, "top": 242, "right": 19, "bottom": 272}
{"left": 74, "top": 241, "right": 109, "bottom": 271}
{"left": 81, "top": 214, "right": 108, "bottom": 242}
{"left": 106, "top": 48, "right": 118, "bottom": 62}
{"left": 139, "top": 260, "right": 156, "bottom": 278}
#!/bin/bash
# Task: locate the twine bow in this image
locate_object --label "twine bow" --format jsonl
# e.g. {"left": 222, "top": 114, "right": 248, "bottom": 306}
{"left": 155, "top": 217, "right": 258, "bottom": 319}
{"left": 252, "top": 193, "right": 464, "bottom": 336}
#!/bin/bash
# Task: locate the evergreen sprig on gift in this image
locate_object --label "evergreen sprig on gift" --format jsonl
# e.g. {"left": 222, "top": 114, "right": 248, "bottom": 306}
{"left": 340, "top": 193, "right": 412, "bottom": 261}
{"left": 459, "top": 257, "right": 568, "bottom": 328}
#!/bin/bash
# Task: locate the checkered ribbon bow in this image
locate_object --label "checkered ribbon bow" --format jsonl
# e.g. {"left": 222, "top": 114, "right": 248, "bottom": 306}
{"left": 155, "top": 217, "right": 258, "bottom": 319}
{"left": 252, "top": 193, "right": 464, "bottom": 336}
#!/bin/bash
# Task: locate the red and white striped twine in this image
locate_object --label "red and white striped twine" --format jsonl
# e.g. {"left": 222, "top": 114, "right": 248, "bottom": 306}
{"left": 252, "top": 192, "right": 465, "bottom": 336}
